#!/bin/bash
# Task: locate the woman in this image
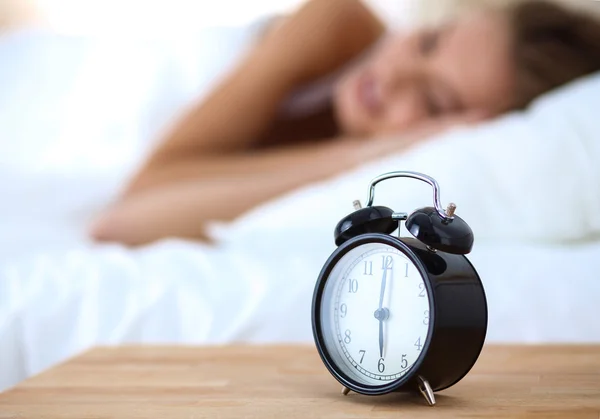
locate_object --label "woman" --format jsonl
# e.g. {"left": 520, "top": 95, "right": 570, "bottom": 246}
{"left": 91, "top": 0, "right": 600, "bottom": 246}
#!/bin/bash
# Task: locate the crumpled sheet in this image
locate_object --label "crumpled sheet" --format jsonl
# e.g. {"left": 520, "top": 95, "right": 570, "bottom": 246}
{"left": 1, "top": 232, "right": 600, "bottom": 391}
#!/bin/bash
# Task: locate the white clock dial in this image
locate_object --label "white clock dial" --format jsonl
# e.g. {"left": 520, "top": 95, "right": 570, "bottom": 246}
{"left": 319, "top": 242, "right": 431, "bottom": 386}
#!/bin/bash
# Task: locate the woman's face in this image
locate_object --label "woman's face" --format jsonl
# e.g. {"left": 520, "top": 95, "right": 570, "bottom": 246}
{"left": 333, "top": 11, "right": 516, "bottom": 137}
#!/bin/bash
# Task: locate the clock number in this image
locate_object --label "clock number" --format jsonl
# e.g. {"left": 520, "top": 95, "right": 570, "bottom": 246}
{"left": 378, "top": 358, "right": 385, "bottom": 373}
{"left": 401, "top": 354, "right": 408, "bottom": 369}
{"left": 381, "top": 255, "right": 393, "bottom": 270}
{"left": 340, "top": 304, "right": 348, "bottom": 318}
{"left": 405, "top": 263, "right": 409, "bottom": 278}
{"left": 344, "top": 330, "right": 352, "bottom": 344}
{"left": 418, "top": 283, "right": 426, "bottom": 297}
{"left": 415, "top": 337, "right": 423, "bottom": 352}
{"left": 359, "top": 350, "right": 366, "bottom": 364}
{"left": 363, "top": 261, "right": 373, "bottom": 276}
{"left": 423, "top": 310, "right": 429, "bottom": 326}
{"left": 348, "top": 279, "right": 358, "bottom": 293}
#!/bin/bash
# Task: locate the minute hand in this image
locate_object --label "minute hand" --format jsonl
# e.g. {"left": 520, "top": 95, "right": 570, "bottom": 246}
{"left": 378, "top": 267, "right": 387, "bottom": 311}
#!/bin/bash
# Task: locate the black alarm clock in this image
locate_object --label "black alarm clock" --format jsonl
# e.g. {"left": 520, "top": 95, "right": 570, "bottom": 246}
{"left": 311, "top": 171, "right": 487, "bottom": 406}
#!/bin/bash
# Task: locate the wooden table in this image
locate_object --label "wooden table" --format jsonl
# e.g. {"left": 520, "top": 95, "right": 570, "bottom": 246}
{"left": 1, "top": 345, "right": 599, "bottom": 418}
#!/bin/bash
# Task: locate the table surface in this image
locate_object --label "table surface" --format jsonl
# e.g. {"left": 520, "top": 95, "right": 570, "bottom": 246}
{"left": 1, "top": 344, "right": 599, "bottom": 418}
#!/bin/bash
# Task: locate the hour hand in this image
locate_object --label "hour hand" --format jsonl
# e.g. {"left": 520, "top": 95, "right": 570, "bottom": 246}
{"left": 379, "top": 320, "right": 384, "bottom": 358}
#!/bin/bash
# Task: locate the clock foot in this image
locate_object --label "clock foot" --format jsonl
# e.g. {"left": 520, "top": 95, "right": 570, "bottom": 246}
{"left": 416, "top": 376, "right": 436, "bottom": 406}
{"left": 341, "top": 386, "right": 351, "bottom": 396}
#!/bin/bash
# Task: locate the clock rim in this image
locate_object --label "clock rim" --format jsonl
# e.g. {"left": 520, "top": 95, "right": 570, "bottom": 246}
{"left": 311, "top": 233, "right": 436, "bottom": 395}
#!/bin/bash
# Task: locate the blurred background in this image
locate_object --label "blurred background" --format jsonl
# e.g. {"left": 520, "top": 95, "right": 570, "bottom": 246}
{"left": 0, "top": 0, "right": 414, "bottom": 34}
{"left": 1, "top": 0, "right": 302, "bottom": 34}
{"left": 3, "top": 0, "right": 598, "bottom": 34}
{"left": 1, "top": 0, "right": 600, "bottom": 393}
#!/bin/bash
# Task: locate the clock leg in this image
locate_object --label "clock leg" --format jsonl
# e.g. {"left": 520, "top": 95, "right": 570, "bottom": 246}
{"left": 416, "top": 376, "right": 436, "bottom": 406}
{"left": 341, "top": 386, "right": 351, "bottom": 396}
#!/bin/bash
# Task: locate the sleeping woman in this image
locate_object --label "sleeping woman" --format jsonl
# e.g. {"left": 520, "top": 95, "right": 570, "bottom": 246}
{"left": 90, "top": 0, "right": 600, "bottom": 246}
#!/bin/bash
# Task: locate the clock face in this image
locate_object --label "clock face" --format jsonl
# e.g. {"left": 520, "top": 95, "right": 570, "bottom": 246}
{"left": 317, "top": 241, "right": 432, "bottom": 388}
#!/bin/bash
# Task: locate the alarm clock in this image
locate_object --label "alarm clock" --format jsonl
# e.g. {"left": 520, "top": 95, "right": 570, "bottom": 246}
{"left": 311, "top": 171, "right": 487, "bottom": 406}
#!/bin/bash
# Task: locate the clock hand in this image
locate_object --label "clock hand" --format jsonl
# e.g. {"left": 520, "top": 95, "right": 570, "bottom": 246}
{"left": 379, "top": 319, "right": 384, "bottom": 359}
{"left": 378, "top": 263, "right": 387, "bottom": 310}
{"left": 377, "top": 264, "right": 388, "bottom": 359}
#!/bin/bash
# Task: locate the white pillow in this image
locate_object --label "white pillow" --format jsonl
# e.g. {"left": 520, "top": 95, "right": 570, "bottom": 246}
{"left": 210, "top": 71, "right": 600, "bottom": 246}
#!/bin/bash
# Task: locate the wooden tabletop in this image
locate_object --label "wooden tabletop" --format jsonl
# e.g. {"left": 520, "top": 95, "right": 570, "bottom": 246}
{"left": 0, "top": 344, "right": 599, "bottom": 418}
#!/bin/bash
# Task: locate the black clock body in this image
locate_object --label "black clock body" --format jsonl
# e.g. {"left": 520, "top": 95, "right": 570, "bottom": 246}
{"left": 312, "top": 233, "right": 488, "bottom": 395}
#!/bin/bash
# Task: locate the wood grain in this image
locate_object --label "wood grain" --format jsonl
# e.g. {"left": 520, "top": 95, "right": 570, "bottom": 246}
{"left": 1, "top": 345, "right": 599, "bottom": 418}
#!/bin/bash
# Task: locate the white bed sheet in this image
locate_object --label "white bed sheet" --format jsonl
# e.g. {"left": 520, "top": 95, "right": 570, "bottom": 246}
{"left": 1, "top": 236, "right": 599, "bottom": 391}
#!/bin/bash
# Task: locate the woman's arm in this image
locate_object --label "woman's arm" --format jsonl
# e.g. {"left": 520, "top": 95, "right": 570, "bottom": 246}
{"left": 91, "top": 138, "right": 366, "bottom": 245}
{"left": 91, "top": 117, "right": 471, "bottom": 246}
{"left": 124, "top": 0, "right": 384, "bottom": 195}
{"left": 122, "top": 139, "right": 357, "bottom": 193}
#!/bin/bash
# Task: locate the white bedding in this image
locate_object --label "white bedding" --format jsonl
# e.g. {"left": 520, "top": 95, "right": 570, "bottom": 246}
{"left": 1, "top": 237, "right": 599, "bottom": 391}
{"left": 1, "top": 20, "right": 600, "bottom": 392}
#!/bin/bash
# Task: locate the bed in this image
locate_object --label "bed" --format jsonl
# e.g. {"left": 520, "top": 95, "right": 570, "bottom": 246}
{"left": 1, "top": 8, "right": 600, "bottom": 392}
